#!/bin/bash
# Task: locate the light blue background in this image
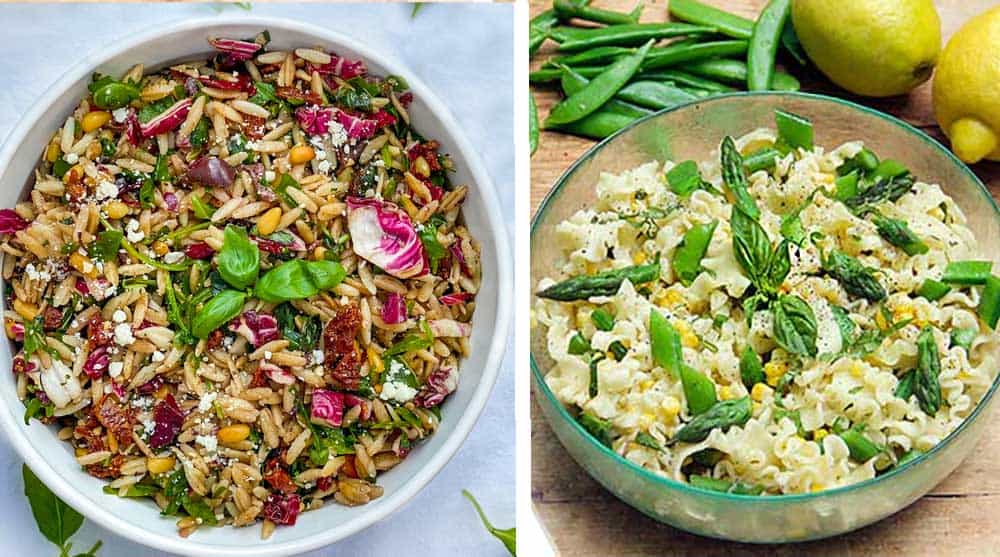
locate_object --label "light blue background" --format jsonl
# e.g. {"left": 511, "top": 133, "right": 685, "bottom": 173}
{"left": 0, "top": 3, "right": 514, "bottom": 556}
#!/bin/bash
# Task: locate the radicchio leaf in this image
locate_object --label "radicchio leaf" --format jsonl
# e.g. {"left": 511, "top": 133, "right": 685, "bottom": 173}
{"left": 335, "top": 111, "right": 378, "bottom": 140}
{"left": 309, "top": 388, "right": 345, "bottom": 428}
{"left": 0, "top": 209, "right": 29, "bottom": 234}
{"left": 381, "top": 293, "right": 406, "bottom": 324}
{"left": 208, "top": 37, "right": 262, "bottom": 63}
{"left": 229, "top": 310, "right": 279, "bottom": 348}
{"left": 148, "top": 394, "right": 184, "bottom": 449}
{"left": 429, "top": 319, "right": 472, "bottom": 338}
{"left": 83, "top": 346, "right": 110, "bottom": 379}
{"left": 307, "top": 55, "right": 367, "bottom": 78}
{"left": 343, "top": 394, "right": 371, "bottom": 421}
{"left": 346, "top": 197, "right": 425, "bottom": 279}
{"left": 262, "top": 493, "right": 301, "bottom": 526}
{"left": 260, "top": 361, "right": 295, "bottom": 385}
{"left": 415, "top": 366, "right": 458, "bottom": 408}
{"left": 439, "top": 292, "right": 474, "bottom": 305}
{"left": 295, "top": 105, "right": 336, "bottom": 136}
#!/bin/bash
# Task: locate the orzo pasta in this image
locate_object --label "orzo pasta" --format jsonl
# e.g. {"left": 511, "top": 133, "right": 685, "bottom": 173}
{"left": 0, "top": 30, "right": 481, "bottom": 538}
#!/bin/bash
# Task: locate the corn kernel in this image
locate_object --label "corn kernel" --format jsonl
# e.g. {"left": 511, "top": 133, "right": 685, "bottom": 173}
{"left": 851, "top": 361, "right": 864, "bottom": 378}
{"left": 151, "top": 240, "right": 169, "bottom": 256}
{"left": 289, "top": 145, "right": 315, "bottom": 165}
{"left": 146, "top": 456, "right": 176, "bottom": 475}
{"left": 257, "top": 207, "right": 282, "bottom": 236}
{"left": 103, "top": 200, "right": 128, "bottom": 220}
{"left": 413, "top": 156, "right": 431, "bottom": 177}
{"left": 632, "top": 251, "right": 647, "bottom": 265}
{"left": 75, "top": 448, "right": 87, "bottom": 457}
{"left": 660, "top": 395, "right": 680, "bottom": 418}
{"left": 13, "top": 299, "right": 39, "bottom": 321}
{"left": 46, "top": 142, "right": 61, "bottom": 163}
{"left": 639, "top": 379, "right": 654, "bottom": 391}
{"left": 681, "top": 331, "right": 699, "bottom": 348}
{"left": 764, "top": 360, "right": 787, "bottom": 387}
{"left": 218, "top": 424, "right": 251, "bottom": 445}
{"left": 81, "top": 111, "right": 112, "bottom": 133}
{"left": 751, "top": 382, "right": 772, "bottom": 402}
{"left": 664, "top": 290, "right": 684, "bottom": 306}
{"left": 813, "top": 428, "right": 829, "bottom": 442}
{"left": 811, "top": 483, "right": 825, "bottom": 493}
{"left": 69, "top": 252, "right": 98, "bottom": 279}
{"left": 719, "top": 385, "right": 734, "bottom": 400}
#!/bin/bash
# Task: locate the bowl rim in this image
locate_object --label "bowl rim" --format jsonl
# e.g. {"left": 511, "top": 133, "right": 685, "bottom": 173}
{"left": 0, "top": 15, "right": 512, "bottom": 556}
{"left": 530, "top": 90, "right": 1000, "bottom": 503}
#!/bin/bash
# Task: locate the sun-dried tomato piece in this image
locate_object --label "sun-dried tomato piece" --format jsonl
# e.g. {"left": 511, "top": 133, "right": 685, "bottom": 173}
{"left": 205, "top": 329, "right": 224, "bottom": 351}
{"left": 87, "top": 314, "right": 113, "bottom": 347}
{"left": 323, "top": 304, "right": 362, "bottom": 390}
{"left": 340, "top": 455, "right": 358, "bottom": 479}
{"left": 248, "top": 364, "right": 269, "bottom": 389}
{"left": 240, "top": 114, "right": 267, "bottom": 140}
{"left": 275, "top": 86, "right": 324, "bottom": 106}
{"left": 42, "top": 307, "right": 63, "bottom": 331}
{"left": 86, "top": 453, "right": 125, "bottom": 479}
{"left": 263, "top": 455, "right": 298, "bottom": 495}
{"left": 74, "top": 413, "right": 106, "bottom": 452}
{"left": 316, "top": 475, "right": 333, "bottom": 492}
{"left": 95, "top": 394, "right": 136, "bottom": 445}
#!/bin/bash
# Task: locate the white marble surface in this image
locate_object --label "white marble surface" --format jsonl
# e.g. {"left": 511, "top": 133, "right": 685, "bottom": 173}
{"left": 0, "top": 3, "right": 514, "bottom": 555}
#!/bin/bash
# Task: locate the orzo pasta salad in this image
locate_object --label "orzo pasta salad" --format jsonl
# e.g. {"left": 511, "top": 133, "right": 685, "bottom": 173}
{"left": 534, "top": 110, "right": 1000, "bottom": 496}
{"left": 0, "top": 31, "right": 481, "bottom": 538}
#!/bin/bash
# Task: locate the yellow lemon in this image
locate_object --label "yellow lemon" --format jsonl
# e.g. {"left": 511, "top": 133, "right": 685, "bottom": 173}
{"left": 932, "top": 6, "right": 1000, "bottom": 163}
{"left": 791, "top": 0, "right": 940, "bottom": 97}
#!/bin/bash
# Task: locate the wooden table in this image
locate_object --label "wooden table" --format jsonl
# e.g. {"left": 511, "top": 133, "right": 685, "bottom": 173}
{"left": 530, "top": 1, "right": 1000, "bottom": 554}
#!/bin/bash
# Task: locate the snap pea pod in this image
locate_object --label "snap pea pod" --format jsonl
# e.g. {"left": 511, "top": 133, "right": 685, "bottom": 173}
{"left": 559, "top": 65, "right": 653, "bottom": 118}
{"left": 529, "top": 9, "right": 560, "bottom": 56}
{"left": 951, "top": 327, "right": 977, "bottom": 353}
{"left": 529, "top": 93, "right": 539, "bottom": 155}
{"left": 530, "top": 66, "right": 603, "bottom": 84}
{"left": 639, "top": 39, "right": 749, "bottom": 72}
{"left": 979, "top": 275, "right": 1000, "bottom": 329}
{"left": 774, "top": 108, "right": 814, "bottom": 150}
{"left": 742, "top": 147, "right": 780, "bottom": 173}
{"left": 536, "top": 260, "right": 660, "bottom": 301}
{"left": 545, "top": 40, "right": 653, "bottom": 126}
{"left": 553, "top": 23, "right": 718, "bottom": 52}
{"left": 674, "top": 397, "right": 752, "bottom": 443}
{"left": 671, "top": 219, "right": 717, "bottom": 285}
{"left": 637, "top": 69, "right": 737, "bottom": 93}
{"left": 553, "top": 0, "right": 643, "bottom": 26}
{"left": 739, "top": 345, "right": 765, "bottom": 389}
{"left": 941, "top": 260, "right": 993, "bottom": 285}
{"left": 689, "top": 474, "right": 765, "bottom": 495}
{"left": 545, "top": 46, "right": 634, "bottom": 68}
{"left": 685, "top": 59, "right": 800, "bottom": 91}
{"left": 721, "top": 136, "right": 760, "bottom": 219}
{"left": 780, "top": 22, "right": 808, "bottom": 65}
{"left": 616, "top": 80, "right": 697, "bottom": 109}
{"left": 916, "top": 278, "right": 951, "bottom": 302}
{"left": 668, "top": 0, "right": 753, "bottom": 39}
{"left": 590, "top": 308, "right": 615, "bottom": 331}
{"left": 680, "top": 363, "right": 718, "bottom": 415}
{"left": 840, "top": 424, "right": 882, "bottom": 462}
{"left": 747, "top": 0, "right": 791, "bottom": 91}
{"left": 547, "top": 109, "right": 640, "bottom": 139}
{"left": 914, "top": 326, "right": 942, "bottom": 415}
{"left": 649, "top": 309, "right": 682, "bottom": 375}
{"left": 567, "top": 332, "right": 591, "bottom": 355}
{"left": 897, "top": 449, "right": 924, "bottom": 468}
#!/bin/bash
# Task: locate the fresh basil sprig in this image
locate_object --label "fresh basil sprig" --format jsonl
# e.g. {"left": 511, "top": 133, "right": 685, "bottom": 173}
{"left": 730, "top": 206, "right": 790, "bottom": 297}
{"left": 23, "top": 465, "right": 102, "bottom": 557}
{"left": 462, "top": 490, "right": 515, "bottom": 556}
{"left": 191, "top": 289, "right": 246, "bottom": 339}
{"left": 771, "top": 294, "right": 818, "bottom": 357}
{"left": 217, "top": 225, "right": 260, "bottom": 290}
{"left": 254, "top": 259, "right": 347, "bottom": 303}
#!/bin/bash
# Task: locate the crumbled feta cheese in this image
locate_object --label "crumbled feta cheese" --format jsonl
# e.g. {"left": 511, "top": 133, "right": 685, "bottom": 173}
{"left": 264, "top": 170, "right": 276, "bottom": 182}
{"left": 112, "top": 108, "right": 129, "bottom": 123}
{"left": 95, "top": 180, "right": 118, "bottom": 201}
{"left": 380, "top": 379, "right": 418, "bottom": 404}
{"left": 112, "top": 309, "right": 127, "bottom": 323}
{"left": 264, "top": 350, "right": 273, "bottom": 360}
{"left": 198, "top": 391, "right": 218, "bottom": 413}
{"left": 151, "top": 351, "right": 165, "bottom": 363}
{"left": 82, "top": 261, "right": 94, "bottom": 273}
{"left": 113, "top": 323, "right": 135, "bottom": 346}
{"left": 142, "top": 418, "right": 156, "bottom": 435}
{"left": 108, "top": 361, "right": 124, "bottom": 378}
{"left": 195, "top": 434, "right": 218, "bottom": 453}
{"left": 125, "top": 219, "right": 144, "bottom": 242}
{"left": 328, "top": 120, "right": 348, "bottom": 147}
{"left": 64, "top": 153, "right": 79, "bottom": 164}
{"left": 317, "top": 160, "right": 331, "bottom": 174}
{"left": 315, "top": 149, "right": 327, "bottom": 161}
{"left": 311, "top": 350, "right": 325, "bottom": 364}
{"left": 163, "top": 251, "right": 184, "bottom": 264}
{"left": 25, "top": 263, "right": 41, "bottom": 281}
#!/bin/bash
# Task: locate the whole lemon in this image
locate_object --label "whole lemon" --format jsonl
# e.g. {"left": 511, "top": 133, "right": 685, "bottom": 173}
{"left": 791, "top": 0, "right": 941, "bottom": 97}
{"left": 933, "top": 6, "right": 1000, "bottom": 163}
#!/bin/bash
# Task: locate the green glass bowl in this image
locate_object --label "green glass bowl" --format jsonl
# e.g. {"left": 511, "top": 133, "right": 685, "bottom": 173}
{"left": 530, "top": 92, "right": 1000, "bottom": 543}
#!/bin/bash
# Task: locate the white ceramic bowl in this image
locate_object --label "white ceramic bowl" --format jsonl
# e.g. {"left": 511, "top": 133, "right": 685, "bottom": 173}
{"left": 0, "top": 16, "right": 511, "bottom": 556}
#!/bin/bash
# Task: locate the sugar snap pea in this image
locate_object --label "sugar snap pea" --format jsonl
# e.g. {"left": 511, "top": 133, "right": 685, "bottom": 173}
{"left": 894, "top": 370, "right": 915, "bottom": 400}
{"left": 590, "top": 308, "right": 615, "bottom": 331}
{"left": 537, "top": 260, "right": 660, "bottom": 301}
{"left": 640, "top": 39, "right": 749, "bottom": 72}
{"left": 897, "top": 449, "right": 924, "bottom": 468}
{"left": 775, "top": 108, "right": 813, "bottom": 150}
{"left": 916, "top": 278, "right": 951, "bottom": 301}
{"left": 553, "top": 23, "right": 718, "bottom": 52}
{"left": 685, "top": 59, "right": 800, "bottom": 91}
{"left": 649, "top": 309, "right": 681, "bottom": 375}
{"left": 941, "top": 260, "right": 993, "bottom": 285}
{"left": 554, "top": 0, "right": 643, "bottom": 26}
{"left": 668, "top": 0, "right": 753, "bottom": 39}
{"left": 545, "top": 40, "right": 653, "bottom": 126}
{"left": 530, "top": 66, "right": 602, "bottom": 84}
{"left": 742, "top": 147, "right": 780, "bottom": 173}
{"left": 674, "top": 397, "right": 752, "bottom": 443}
{"left": 548, "top": 109, "right": 640, "bottom": 139}
{"left": 529, "top": 93, "right": 539, "bottom": 156}
{"left": 689, "top": 474, "right": 764, "bottom": 495}
{"left": 546, "top": 46, "right": 634, "bottom": 68}
{"left": 559, "top": 65, "right": 653, "bottom": 118}
{"left": 780, "top": 22, "right": 808, "bottom": 65}
{"left": 617, "top": 80, "right": 697, "bottom": 109}
{"left": 637, "top": 69, "right": 736, "bottom": 93}
{"left": 671, "top": 219, "right": 717, "bottom": 285}
{"left": 680, "top": 363, "right": 718, "bottom": 415}
{"left": 951, "top": 327, "right": 977, "bottom": 353}
{"left": 747, "top": 0, "right": 790, "bottom": 91}
{"left": 529, "top": 9, "right": 561, "bottom": 56}
{"left": 840, "top": 424, "right": 882, "bottom": 462}
{"left": 568, "top": 332, "right": 591, "bottom": 355}
{"left": 979, "top": 275, "right": 1000, "bottom": 329}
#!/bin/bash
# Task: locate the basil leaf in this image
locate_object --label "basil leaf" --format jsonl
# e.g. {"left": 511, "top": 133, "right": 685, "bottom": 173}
{"left": 138, "top": 97, "right": 174, "bottom": 124}
{"left": 384, "top": 319, "right": 434, "bottom": 356}
{"left": 89, "top": 230, "right": 123, "bottom": 261}
{"left": 763, "top": 239, "right": 791, "bottom": 293}
{"left": 418, "top": 224, "right": 447, "bottom": 274}
{"left": 634, "top": 431, "right": 662, "bottom": 451}
{"left": 304, "top": 260, "right": 347, "bottom": 291}
{"left": 731, "top": 205, "right": 772, "bottom": 286}
{"left": 666, "top": 160, "right": 703, "bottom": 196}
{"left": 190, "top": 118, "right": 210, "bottom": 147}
{"left": 191, "top": 289, "right": 246, "bottom": 339}
{"left": 22, "top": 464, "right": 84, "bottom": 548}
{"left": 138, "top": 177, "right": 155, "bottom": 209}
{"left": 254, "top": 260, "right": 346, "bottom": 303}
{"left": 189, "top": 195, "right": 214, "bottom": 220}
{"left": 829, "top": 305, "right": 856, "bottom": 346}
{"left": 772, "top": 295, "right": 818, "bottom": 357}
{"left": 153, "top": 154, "right": 171, "bottom": 184}
{"left": 217, "top": 225, "right": 260, "bottom": 290}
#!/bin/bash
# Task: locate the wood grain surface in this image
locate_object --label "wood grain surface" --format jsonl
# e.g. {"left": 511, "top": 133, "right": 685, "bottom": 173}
{"left": 530, "top": 1, "right": 1000, "bottom": 555}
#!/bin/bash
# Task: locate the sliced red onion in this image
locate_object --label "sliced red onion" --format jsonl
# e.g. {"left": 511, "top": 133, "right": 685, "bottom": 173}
{"left": 0, "top": 209, "right": 29, "bottom": 234}
{"left": 308, "top": 55, "right": 367, "bottom": 78}
{"left": 415, "top": 366, "right": 458, "bottom": 408}
{"left": 439, "top": 292, "right": 474, "bottom": 306}
{"left": 198, "top": 74, "right": 255, "bottom": 93}
{"left": 12, "top": 356, "right": 35, "bottom": 374}
{"left": 381, "top": 293, "right": 406, "bottom": 324}
{"left": 137, "top": 375, "right": 164, "bottom": 395}
{"left": 110, "top": 381, "right": 126, "bottom": 400}
{"left": 428, "top": 319, "right": 472, "bottom": 338}
{"left": 295, "top": 105, "right": 336, "bottom": 136}
{"left": 186, "top": 156, "right": 235, "bottom": 188}
{"left": 310, "top": 389, "right": 345, "bottom": 428}
{"left": 208, "top": 37, "right": 262, "bottom": 62}
{"left": 346, "top": 197, "right": 425, "bottom": 279}
{"left": 229, "top": 310, "right": 280, "bottom": 348}
{"left": 140, "top": 98, "right": 192, "bottom": 138}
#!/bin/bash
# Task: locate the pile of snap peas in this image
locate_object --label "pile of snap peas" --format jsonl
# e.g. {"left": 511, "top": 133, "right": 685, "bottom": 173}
{"left": 530, "top": 0, "right": 807, "bottom": 152}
